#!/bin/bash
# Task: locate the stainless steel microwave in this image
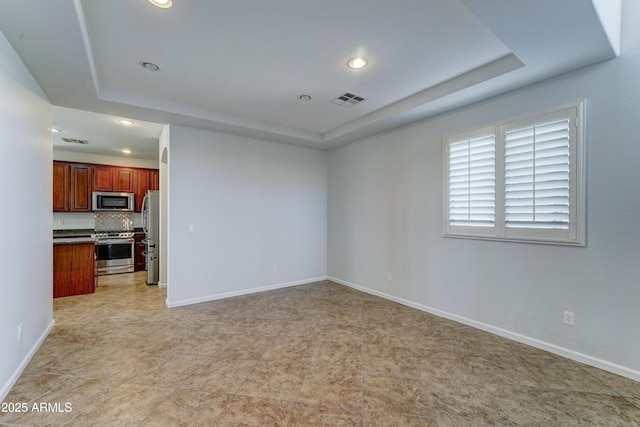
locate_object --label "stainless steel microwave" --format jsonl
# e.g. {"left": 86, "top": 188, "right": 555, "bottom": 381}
{"left": 92, "top": 192, "right": 134, "bottom": 212}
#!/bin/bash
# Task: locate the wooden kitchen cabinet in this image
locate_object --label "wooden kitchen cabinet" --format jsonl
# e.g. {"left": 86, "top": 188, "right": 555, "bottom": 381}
{"left": 53, "top": 161, "right": 70, "bottom": 211}
{"left": 134, "top": 233, "right": 146, "bottom": 271}
{"left": 53, "top": 161, "right": 158, "bottom": 212}
{"left": 148, "top": 169, "right": 159, "bottom": 190}
{"left": 93, "top": 165, "right": 114, "bottom": 191}
{"left": 53, "top": 242, "right": 95, "bottom": 298}
{"left": 70, "top": 163, "right": 93, "bottom": 212}
{"left": 54, "top": 161, "right": 93, "bottom": 212}
{"left": 133, "top": 169, "right": 149, "bottom": 212}
{"left": 133, "top": 168, "right": 160, "bottom": 211}
{"left": 113, "top": 167, "right": 134, "bottom": 192}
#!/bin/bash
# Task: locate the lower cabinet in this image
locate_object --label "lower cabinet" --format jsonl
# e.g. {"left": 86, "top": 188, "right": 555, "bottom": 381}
{"left": 134, "top": 234, "right": 146, "bottom": 272}
{"left": 53, "top": 243, "right": 95, "bottom": 298}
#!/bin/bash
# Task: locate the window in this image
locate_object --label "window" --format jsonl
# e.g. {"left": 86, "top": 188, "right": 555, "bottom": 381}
{"left": 444, "top": 103, "right": 585, "bottom": 245}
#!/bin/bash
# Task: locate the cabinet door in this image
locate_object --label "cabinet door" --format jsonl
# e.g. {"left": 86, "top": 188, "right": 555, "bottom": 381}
{"left": 113, "top": 168, "right": 134, "bottom": 192}
{"left": 53, "top": 161, "right": 70, "bottom": 212}
{"left": 70, "top": 164, "right": 92, "bottom": 212}
{"left": 133, "top": 169, "right": 149, "bottom": 212}
{"left": 148, "top": 170, "right": 160, "bottom": 190}
{"left": 72, "top": 243, "right": 95, "bottom": 296}
{"left": 93, "top": 165, "right": 114, "bottom": 191}
{"left": 134, "top": 234, "right": 146, "bottom": 271}
{"left": 53, "top": 244, "right": 73, "bottom": 298}
{"left": 54, "top": 243, "right": 95, "bottom": 298}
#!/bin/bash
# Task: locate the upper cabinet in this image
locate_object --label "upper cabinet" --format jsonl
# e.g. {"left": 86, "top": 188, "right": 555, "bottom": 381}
{"left": 93, "top": 165, "right": 114, "bottom": 192}
{"left": 93, "top": 165, "right": 134, "bottom": 193}
{"left": 133, "top": 169, "right": 149, "bottom": 212}
{"left": 70, "top": 163, "right": 92, "bottom": 212}
{"left": 53, "top": 161, "right": 159, "bottom": 212}
{"left": 113, "top": 168, "right": 134, "bottom": 193}
{"left": 148, "top": 170, "right": 160, "bottom": 191}
{"left": 54, "top": 161, "right": 92, "bottom": 212}
{"left": 53, "top": 161, "right": 70, "bottom": 212}
{"left": 133, "top": 168, "right": 160, "bottom": 211}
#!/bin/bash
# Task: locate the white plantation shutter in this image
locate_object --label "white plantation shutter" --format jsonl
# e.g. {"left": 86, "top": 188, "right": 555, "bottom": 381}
{"left": 444, "top": 104, "right": 584, "bottom": 245}
{"left": 504, "top": 117, "right": 570, "bottom": 229}
{"left": 448, "top": 134, "right": 496, "bottom": 227}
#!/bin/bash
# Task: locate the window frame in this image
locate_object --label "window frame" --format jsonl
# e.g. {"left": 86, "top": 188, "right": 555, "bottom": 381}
{"left": 443, "top": 102, "right": 586, "bottom": 246}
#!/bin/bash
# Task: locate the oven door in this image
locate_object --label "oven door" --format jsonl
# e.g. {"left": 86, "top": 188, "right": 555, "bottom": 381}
{"left": 96, "top": 238, "right": 135, "bottom": 275}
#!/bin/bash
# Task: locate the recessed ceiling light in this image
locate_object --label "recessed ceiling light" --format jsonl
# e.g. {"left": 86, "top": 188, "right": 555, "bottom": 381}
{"left": 121, "top": 149, "right": 132, "bottom": 154}
{"left": 298, "top": 94, "right": 312, "bottom": 101}
{"left": 348, "top": 57, "right": 367, "bottom": 69}
{"left": 51, "top": 128, "right": 61, "bottom": 133}
{"left": 119, "top": 119, "right": 135, "bottom": 126}
{"left": 140, "top": 61, "right": 160, "bottom": 72}
{"left": 148, "top": 0, "right": 172, "bottom": 8}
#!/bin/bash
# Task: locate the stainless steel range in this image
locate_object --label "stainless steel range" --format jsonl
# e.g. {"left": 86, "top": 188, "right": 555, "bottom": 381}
{"left": 93, "top": 231, "right": 135, "bottom": 275}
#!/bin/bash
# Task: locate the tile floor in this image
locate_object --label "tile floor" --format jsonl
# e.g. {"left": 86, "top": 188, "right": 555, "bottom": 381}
{"left": 2, "top": 272, "right": 640, "bottom": 426}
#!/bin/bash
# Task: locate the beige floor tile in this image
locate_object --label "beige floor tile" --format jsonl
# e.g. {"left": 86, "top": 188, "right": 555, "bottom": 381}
{"left": 363, "top": 344, "right": 422, "bottom": 377}
{"left": 519, "top": 356, "right": 619, "bottom": 394}
{"left": 259, "top": 337, "right": 316, "bottom": 363}
{"left": 364, "top": 411, "right": 439, "bottom": 426}
{"left": 66, "top": 382, "right": 174, "bottom": 427}
{"left": 311, "top": 341, "right": 363, "bottom": 371}
{"left": 213, "top": 396, "right": 293, "bottom": 426}
{"left": 298, "top": 365, "right": 363, "bottom": 410}
{"left": 138, "top": 389, "right": 231, "bottom": 426}
{"left": 4, "top": 272, "right": 639, "bottom": 425}
{"left": 217, "top": 334, "right": 273, "bottom": 360}
{"left": 290, "top": 403, "right": 362, "bottom": 426}
{"left": 0, "top": 375, "right": 120, "bottom": 426}
{"left": 551, "top": 390, "right": 640, "bottom": 425}
{"left": 363, "top": 373, "right": 434, "bottom": 417}
{"left": 582, "top": 365, "right": 640, "bottom": 399}
{"left": 180, "top": 357, "right": 257, "bottom": 394}
{"left": 318, "top": 323, "right": 364, "bottom": 343}
{"left": 123, "top": 352, "right": 209, "bottom": 387}
{"left": 1, "top": 371, "right": 73, "bottom": 404}
{"left": 236, "top": 359, "right": 307, "bottom": 400}
{"left": 168, "top": 331, "right": 232, "bottom": 357}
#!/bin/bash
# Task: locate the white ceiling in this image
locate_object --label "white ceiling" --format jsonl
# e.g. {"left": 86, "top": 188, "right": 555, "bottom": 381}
{"left": 0, "top": 0, "right": 621, "bottom": 160}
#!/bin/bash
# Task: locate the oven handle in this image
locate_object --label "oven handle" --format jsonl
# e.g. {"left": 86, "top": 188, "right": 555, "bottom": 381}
{"left": 97, "top": 238, "right": 135, "bottom": 245}
{"left": 97, "top": 265, "right": 134, "bottom": 274}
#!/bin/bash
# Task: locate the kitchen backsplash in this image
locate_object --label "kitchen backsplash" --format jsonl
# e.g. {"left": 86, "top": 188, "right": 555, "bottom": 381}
{"left": 94, "top": 212, "right": 134, "bottom": 232}
{"left": 53, "top": 212, "right": 142, "bottom": 230}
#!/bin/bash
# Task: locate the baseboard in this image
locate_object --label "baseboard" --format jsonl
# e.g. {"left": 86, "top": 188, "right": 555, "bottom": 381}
{"left": 166, "top": 276, "right": 328, "bottom": 308}
{"left": 328, "top": 276, "right": 640, "bottom": 383}
{"left": 0, "top": 319, "right": 55, "bottom": 401}
{"left": 158, "top": 281, "right": 167, "bottom": 289}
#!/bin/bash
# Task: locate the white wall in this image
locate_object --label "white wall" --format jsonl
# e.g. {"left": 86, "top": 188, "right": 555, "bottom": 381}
{"left": 328, "top": 2, "right": 640, "bottom": 379}
{"left": 0, "top": 31, "right": 54, "bottom": 400}
{"left": 167, "top": 126, "right": 327, "bottom": 306}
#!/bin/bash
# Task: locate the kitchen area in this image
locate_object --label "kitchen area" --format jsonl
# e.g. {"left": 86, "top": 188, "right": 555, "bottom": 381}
{"left": 52, "top": 161, "right": 161, "bottom": 298}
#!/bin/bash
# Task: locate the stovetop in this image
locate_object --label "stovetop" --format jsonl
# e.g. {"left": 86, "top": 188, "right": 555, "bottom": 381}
{"left": 92, "top": 231, "right": 135, "bottom": 239}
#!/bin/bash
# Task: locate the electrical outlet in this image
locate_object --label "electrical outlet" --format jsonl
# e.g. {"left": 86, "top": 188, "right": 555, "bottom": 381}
{"left": 563, "top": 311, "right": 575, "bottom": 326}
{"left": 273, "top": 265, "right": 278, "bottom": 273}
{"left": 386, "top": 272, "right": 392, "bottom": 281}
{"left": 188, "top": 224, "right": 195, "bottom": 233}
{"left": 17, "top": 323, "right": 23, "bottom": 341}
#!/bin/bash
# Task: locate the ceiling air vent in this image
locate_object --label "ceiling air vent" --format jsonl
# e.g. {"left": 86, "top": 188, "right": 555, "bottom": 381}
{"left": 61, "top": 137, "right": 89, "bottom": 145}
{"left": 331, "top": 92, "right": 366, "bottom": 108}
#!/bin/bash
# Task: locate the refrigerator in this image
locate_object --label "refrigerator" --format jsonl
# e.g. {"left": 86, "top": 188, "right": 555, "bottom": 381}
{"left": 141, "top": 190, "right": 160, "bottom": 285}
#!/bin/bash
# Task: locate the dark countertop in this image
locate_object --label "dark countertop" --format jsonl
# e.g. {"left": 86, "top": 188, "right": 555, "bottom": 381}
{"left": 53, "top": 228, "right": 144, "bottom": 243}
{"left": 53, "top": 237, "right": 96, "bottom": 245}
{"left": 53, "top": 229, "right": 94, "bottom": 238}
